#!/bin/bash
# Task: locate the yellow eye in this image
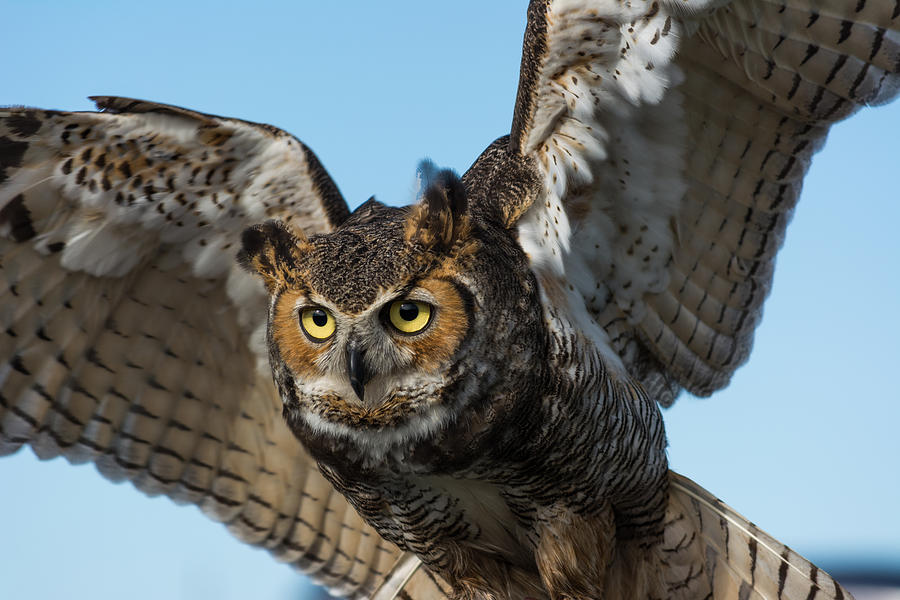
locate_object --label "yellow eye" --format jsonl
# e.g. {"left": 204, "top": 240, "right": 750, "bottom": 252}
{"left": 300, "top": 306, "right": 336, "bottom": 341}
{"left": 388, "top": 300, "right": 432, "bottom": 334}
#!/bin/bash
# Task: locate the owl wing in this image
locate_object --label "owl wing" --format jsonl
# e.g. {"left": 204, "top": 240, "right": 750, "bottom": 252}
{"left": 662, "top": 471, "right": 852, "bottom": 600}
{"left": 0, "top": 98, "right": 450, "bottom": 600}
{"left": 472, "top": 0, "right": 900, "bottom": 404}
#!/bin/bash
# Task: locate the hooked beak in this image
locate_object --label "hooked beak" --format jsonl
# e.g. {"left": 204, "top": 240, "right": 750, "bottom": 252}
{"left": 346, "top": 344, "right": 370, "bottom": 401}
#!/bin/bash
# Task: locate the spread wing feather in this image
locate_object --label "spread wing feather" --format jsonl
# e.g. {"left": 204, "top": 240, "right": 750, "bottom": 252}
{"left": 491, "top": 0, "right": 900, "bottom": 403}
{"left": 663, "top": 472, "right": 851, "bottom": 600}
{"left": 0, "top": 98, "right": 449, "bottom": 599}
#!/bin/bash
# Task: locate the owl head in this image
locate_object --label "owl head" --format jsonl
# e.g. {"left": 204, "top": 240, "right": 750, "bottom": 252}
{"left": 239, "top": 169, "right": 547, "bottom": 465}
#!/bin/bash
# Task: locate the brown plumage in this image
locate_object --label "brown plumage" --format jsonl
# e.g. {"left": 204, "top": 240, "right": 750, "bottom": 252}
{"left": 2, "top": 1, "right": 898, "bottom": 598}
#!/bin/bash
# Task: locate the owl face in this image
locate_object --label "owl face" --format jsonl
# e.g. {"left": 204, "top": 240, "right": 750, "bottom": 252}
{"left": 240, "top": 173, "right": 547, "bottom": 461}
{"left": 271, "top": 275, "right": 470, "bottom": 397}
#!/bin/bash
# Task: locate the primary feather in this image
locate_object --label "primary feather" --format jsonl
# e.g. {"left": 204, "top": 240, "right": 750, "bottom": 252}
{"left": 664, "top": 473, "right": 852, "bottom": 600}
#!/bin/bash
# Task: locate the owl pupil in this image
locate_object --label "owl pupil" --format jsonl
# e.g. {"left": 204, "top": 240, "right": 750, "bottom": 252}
{"left": 398, "top": 303, "right": 418, "bottom": 321}
{"left": 311, "top": 309, "right": 328, "bottom": 327}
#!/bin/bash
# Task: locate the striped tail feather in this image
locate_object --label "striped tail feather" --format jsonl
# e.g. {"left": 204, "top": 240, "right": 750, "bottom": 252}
{"left": 663, "top": 471, "right": 851, "bottom": 600}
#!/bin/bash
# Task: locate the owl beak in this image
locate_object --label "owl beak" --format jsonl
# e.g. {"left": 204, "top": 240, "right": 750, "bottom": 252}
{"left": 346, "top": 345, "right": 370, "bottom": 401}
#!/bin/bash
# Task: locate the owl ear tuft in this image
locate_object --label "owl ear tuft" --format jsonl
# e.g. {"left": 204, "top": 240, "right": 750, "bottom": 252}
{"left": 238, "top": 220, "right": 309, "bottom": 291}
{"left": 405, "top": 168, "right": 469, "bottom": 251}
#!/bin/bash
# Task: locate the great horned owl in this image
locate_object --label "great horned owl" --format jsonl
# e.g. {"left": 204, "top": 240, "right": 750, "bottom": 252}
{"left": 2, "top": 1, "right": 898, "bottom": 599}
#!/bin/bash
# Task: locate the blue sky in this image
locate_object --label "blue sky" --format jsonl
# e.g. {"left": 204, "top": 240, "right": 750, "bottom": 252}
{"left": 2, "top": 2, "right": 898, "bottom": 598}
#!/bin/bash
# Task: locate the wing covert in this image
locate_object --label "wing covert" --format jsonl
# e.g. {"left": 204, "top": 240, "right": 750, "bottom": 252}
{"left": 474, "top": 0, "right": 900, "bottom": 403}
{"left": 0, "top": 98, "right": 449, "bottom": 598}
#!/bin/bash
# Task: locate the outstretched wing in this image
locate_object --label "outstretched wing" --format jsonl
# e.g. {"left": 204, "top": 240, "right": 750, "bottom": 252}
{"left": 0, "top": 98, "right": 450, "bottom": 599}
{"left": 663, "top": 472, "right": 851, "bottom": 600}
{"left": 467, "top": 0, "right": 900, "bottom": 404}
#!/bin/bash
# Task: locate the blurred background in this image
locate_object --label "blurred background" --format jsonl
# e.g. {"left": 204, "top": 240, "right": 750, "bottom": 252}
{"left": 2, "top": 1, "right": 898, "bottom": 598}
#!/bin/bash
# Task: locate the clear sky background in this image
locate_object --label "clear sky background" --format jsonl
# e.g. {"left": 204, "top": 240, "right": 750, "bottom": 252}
{"left": 2, "top": 2, "right": 898, "bottom": 599}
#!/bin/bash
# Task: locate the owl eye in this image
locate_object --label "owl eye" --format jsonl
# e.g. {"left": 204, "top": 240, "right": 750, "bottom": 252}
{"left": 387, "top": 300, "right": 432, "bottom": 334}
{"left": 300, "top": 306, "right": 336, "bottom": 341}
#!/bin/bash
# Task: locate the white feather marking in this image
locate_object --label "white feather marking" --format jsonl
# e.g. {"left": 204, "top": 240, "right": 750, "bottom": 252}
{"left": 224, "top": 266, "right": 270, "bottom": 374}
{"left": 538, "top": 270, "right": 627, "bottom": 374}
{"left": 416, "top": 475, "right": 526, "bottom": 564}
{"left": 293, "top": 372, "right": 462, "bottom": 466}
{"left": 520, "top": 0, "right": 692, "bottom": 351}
{"left": 60, "top": 215, "right": 155, "bottom": 277}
